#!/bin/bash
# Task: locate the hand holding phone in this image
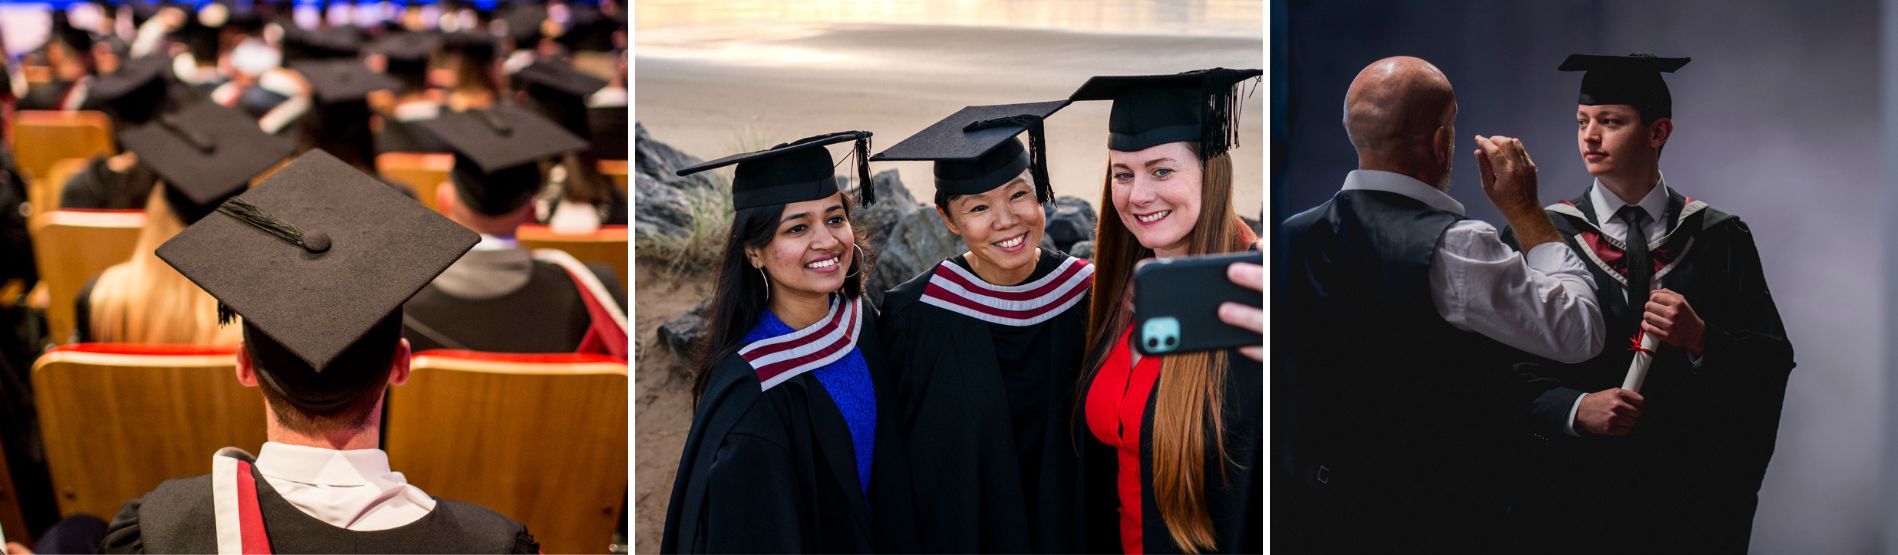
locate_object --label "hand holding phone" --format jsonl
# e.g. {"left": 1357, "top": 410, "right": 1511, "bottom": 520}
{"left": 1132, "top": 252, "right": 1264, "bottom": 356}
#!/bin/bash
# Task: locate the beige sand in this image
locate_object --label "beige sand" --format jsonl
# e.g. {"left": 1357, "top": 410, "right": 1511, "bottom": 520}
{"left": 635, "top": 22, "right": 1266, "bottom": 213}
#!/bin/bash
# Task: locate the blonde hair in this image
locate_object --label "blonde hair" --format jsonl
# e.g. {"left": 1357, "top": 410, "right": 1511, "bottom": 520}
{"left": 86, "top": 186, "right": 241, "bottom": 345}
{"left": 1081, "top": 145, "right": 1257, "bottom": 553}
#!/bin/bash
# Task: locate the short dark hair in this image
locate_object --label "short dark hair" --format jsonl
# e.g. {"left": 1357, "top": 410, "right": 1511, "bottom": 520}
{"left": 244, "top": 312, "right": 404, "bottom": 436}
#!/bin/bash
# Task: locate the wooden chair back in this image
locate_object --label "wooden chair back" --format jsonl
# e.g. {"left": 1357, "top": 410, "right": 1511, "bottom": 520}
{"left": 30, "top": 210, "right": 145, "bottom": 344}
{"left": 386, "top": 351, "right": 628, "bottom": 555}
{"left": 517, "top": 224, "right": 628, "bottom": 284}
{"left": 13, "top": 111, "right": 114, "bottom": 190}
{"left": 375, "top": 152, "right": 454, "bottom": 215}
{"left": 32, "top": 345, "right": 263, "bottom": 520}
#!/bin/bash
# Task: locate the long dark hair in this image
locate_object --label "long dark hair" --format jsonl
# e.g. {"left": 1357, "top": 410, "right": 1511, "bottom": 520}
{"left": 690, "top": 195, "right": 872, "bottom": 404}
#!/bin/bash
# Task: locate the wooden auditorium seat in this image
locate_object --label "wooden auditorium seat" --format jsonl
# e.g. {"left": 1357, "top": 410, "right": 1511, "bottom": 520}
{"left": 386, "top": 351, "right": 628, "bottom": 555}
{"left": 28, "top": 157, "right": 93, "bottom": 219}
{"left": 375, "top": 152, "right": 454, "bottom": 214}
{"left": 13, "top": 111, "right": 115, "bottom": 190}
{"left": 598, "top": 159, "right": 628, "bottom": 191}
{"left": 517, "top": 224, "right": 629, "bottom": 284}
{"left": 32, "top": 344, "right": 263, "bottom": 520}
{"left": 30, "top": 210, "right": 145, "bottom": 344}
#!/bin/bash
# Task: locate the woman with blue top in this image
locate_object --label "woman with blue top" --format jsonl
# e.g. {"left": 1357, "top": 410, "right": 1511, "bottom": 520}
{"left": 659, "top": 131, "right": 914, "bottom": 553}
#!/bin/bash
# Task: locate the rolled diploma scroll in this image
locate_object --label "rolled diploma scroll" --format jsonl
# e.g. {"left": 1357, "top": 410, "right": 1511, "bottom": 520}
{"left": 1622, "top": 330, "right": 1659, "bottom": 393}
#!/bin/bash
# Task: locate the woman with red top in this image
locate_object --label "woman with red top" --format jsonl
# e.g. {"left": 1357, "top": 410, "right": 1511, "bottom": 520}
{"left": 1069, "top": 68, "right": 1264, "bottom": 554}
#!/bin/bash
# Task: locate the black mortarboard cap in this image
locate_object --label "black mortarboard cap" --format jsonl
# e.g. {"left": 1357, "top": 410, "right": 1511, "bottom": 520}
{"left": 293, "top": 59, "right": 400, "bottom": 105}
{"left": 118, "top": 101, "right": 297, "bottom": 222}
{"left": 156, "top": 150, "right": 479, "bottom": 411}
{"left": 52, "top": 11, "right": 94, "bottom": 54}
{"left": 678, "top": 130, "right": 876, "bottom": 210}
{"left": 282, "top": 24, "right": 363, "bottom": 61}
{"left": 1069, "top": 67, "right": 1262, "bottom": 159}
{"left": 1559, "top": 53, "right": 1691, "bottom": 120}
{"left": 873, "top": 100, "right": 1068, "bottom": 202}
{"left": 498, "top": 3, "right": 548, "bottom": 46}
{"left": 369, "top": 32, "right": 439, "bottom": 77}
{"left": 515, "top": 60, "right": 606, "bottom": 136}
{"left": 414, "top": 104, "right": 587, "bottom": 215}
{"left": 445, "top": 31, "right": 498, "bottom": 62}
{"left": 85, "top": 54, "right": 171, "bottom": 124}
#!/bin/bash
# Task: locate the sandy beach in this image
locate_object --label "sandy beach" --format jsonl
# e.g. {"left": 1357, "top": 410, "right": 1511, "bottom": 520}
{"left": 631, "top": 12, "right": 1261, "bottom": 552}
{"left": 635, "top": 22, "right": 1266, "bottom": 212}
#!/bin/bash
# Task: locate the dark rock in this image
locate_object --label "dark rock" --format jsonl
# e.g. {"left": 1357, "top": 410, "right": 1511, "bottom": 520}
{"left": 657, "top": 299, "right": 710, "bottom": 360}
{"left": 848, "top": 170, "right": 914, "bottom": 240}
{"left": 1069, "top": 240, "right": 1095, "bottom": 261}
{"left": 634, "top": 122, "right": 705, "bottom": 183}
{"left": 634, "top": 173, "right": 695, "bottom": 240}
{"left": 866, "top": 207, "right": 963, "bottom": 304}
{"left": 1043, "top": 195, "right": 1098, "bottom": 253}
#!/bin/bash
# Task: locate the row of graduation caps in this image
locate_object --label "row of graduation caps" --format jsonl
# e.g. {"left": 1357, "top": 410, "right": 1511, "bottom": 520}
{"left": 1, "top": 14, "right": 635, "bottom": 552}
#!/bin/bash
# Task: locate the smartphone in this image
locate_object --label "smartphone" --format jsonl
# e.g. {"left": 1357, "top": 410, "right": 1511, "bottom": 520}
{"left": 1132, "top": 251, "right": 1263, "bottom": 356}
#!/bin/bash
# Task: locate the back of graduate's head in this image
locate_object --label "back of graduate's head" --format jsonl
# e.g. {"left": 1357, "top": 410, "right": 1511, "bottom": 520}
{"left": 1342, "top": 56, "right": 1457, "bottom": 189}
{"left": 237, "top": 311, "right": 409, "bottom": 437}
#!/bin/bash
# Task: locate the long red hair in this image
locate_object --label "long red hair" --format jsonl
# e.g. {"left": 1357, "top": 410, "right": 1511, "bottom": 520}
{"left": 1081, "top": 144, "right": 1256, "bottom": 553}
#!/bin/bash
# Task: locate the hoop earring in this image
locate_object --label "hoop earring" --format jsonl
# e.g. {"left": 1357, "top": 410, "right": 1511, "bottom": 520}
{"left": 757, "top": 266, "right": 770, "bottom": 303}
{"left": 843, "top": 243, "right": 869, "bottom": 280}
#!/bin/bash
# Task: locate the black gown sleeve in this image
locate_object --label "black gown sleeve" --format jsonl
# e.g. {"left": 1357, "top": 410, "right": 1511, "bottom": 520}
{"left": 1694, "top": 221, "right": 1795, "bottom": 495}
{"left": 59, "top": 165, "right": 106, "bottom": 209}
{"left": 1695, "top": 221, "right": 1795, "bottom": 380}
{"left": 701, "top": 431, "right": 807, "bottom": 552}
{"left": 74, "top": 276, "right": 98, "bottom": 344}
{"left": 99, "top": 497, "right": 145, "bottom": 554}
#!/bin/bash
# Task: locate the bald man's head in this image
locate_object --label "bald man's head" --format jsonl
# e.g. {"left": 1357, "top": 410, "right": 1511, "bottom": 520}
{"left": 1343, "top": 56, "right": 1459, "bottom": 186}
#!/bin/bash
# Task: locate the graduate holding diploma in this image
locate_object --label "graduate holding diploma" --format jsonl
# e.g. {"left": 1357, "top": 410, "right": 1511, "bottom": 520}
{"left": 1502, "top": 52, "right": 1797, "bottom": 554}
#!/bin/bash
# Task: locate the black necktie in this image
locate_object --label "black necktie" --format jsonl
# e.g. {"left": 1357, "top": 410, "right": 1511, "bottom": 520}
{"left": 1617, "top": 206, "right": 1651, "bottom": 302}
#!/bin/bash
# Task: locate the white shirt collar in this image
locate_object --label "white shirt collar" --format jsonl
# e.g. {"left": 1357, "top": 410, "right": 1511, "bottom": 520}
{"left": 254, "top": 442, "right": 400, "bottom": 488}
{"left": 473, "top": 233, "right": 519, "bottom": 251}
{"left": 1340, "top": 170, "right": 1466, "bottom": 216}
{"left": 1589, "top": 175, "right": 1670, "bottom": 225}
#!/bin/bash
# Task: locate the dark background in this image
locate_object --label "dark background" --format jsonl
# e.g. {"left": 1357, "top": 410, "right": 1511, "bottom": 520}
{"left": 1272, "top": 1, "right": 1883, "bottom": 551}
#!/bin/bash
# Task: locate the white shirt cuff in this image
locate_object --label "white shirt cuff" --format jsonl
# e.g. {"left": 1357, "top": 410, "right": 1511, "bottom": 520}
{"left": 1565, "top": 392, "right": 1586, "bottom": 437}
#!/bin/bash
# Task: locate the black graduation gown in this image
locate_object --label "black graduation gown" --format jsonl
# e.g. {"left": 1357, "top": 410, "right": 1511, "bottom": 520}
{"left": 877, "top": 249, "right": 1090, "bottom": 553}
{"left": 660, "top": 302, "right": 916, "bottom": 553}
{"left": 59, "top": 155, "right": 159, "bottom": 210}
{"left": 101, "top": 465, "right": 536, "bottom": 553}
{"left": 402, "top": 248, "right": 626, "bottom": 353}
{"left": 1502, "top": 186, "right": 1795, "bottom": 554}
{"left": 1079, "top": 343, "right": 1264, "bottom": 554}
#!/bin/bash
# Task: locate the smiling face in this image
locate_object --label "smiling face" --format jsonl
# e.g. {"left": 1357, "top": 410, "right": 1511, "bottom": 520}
{"left": 1109, "top": 141, "right": 1203, "bottom": 258}
{"left": 749, "top": 192, "right": 855, "bottom": 299}
{"left": 938, "top": 172, "right": 1045, "bottom": 281}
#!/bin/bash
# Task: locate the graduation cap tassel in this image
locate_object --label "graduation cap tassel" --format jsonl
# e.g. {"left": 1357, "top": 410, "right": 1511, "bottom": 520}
{"left": 1026, "top": 119, "right": 1053, "bottom": 204}
{"left": 217, "top": 302, "right": 238, "bottom": 327}
{"left": 854, "top": 132, "right": 875, "bottom": 206}
{"left": 217, "top": 197, "right": 333, "bottom": 254}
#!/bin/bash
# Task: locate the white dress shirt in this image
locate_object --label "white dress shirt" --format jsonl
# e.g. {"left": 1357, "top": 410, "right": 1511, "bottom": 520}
{"left": 1342, "top": 170, "right": 1606, "bottom": 434}
{"left": 254, "top": 442, "right": 438, "bottom": 531}
{"left": 1587, "top": 178, "right": 1704, "bottom": 371}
